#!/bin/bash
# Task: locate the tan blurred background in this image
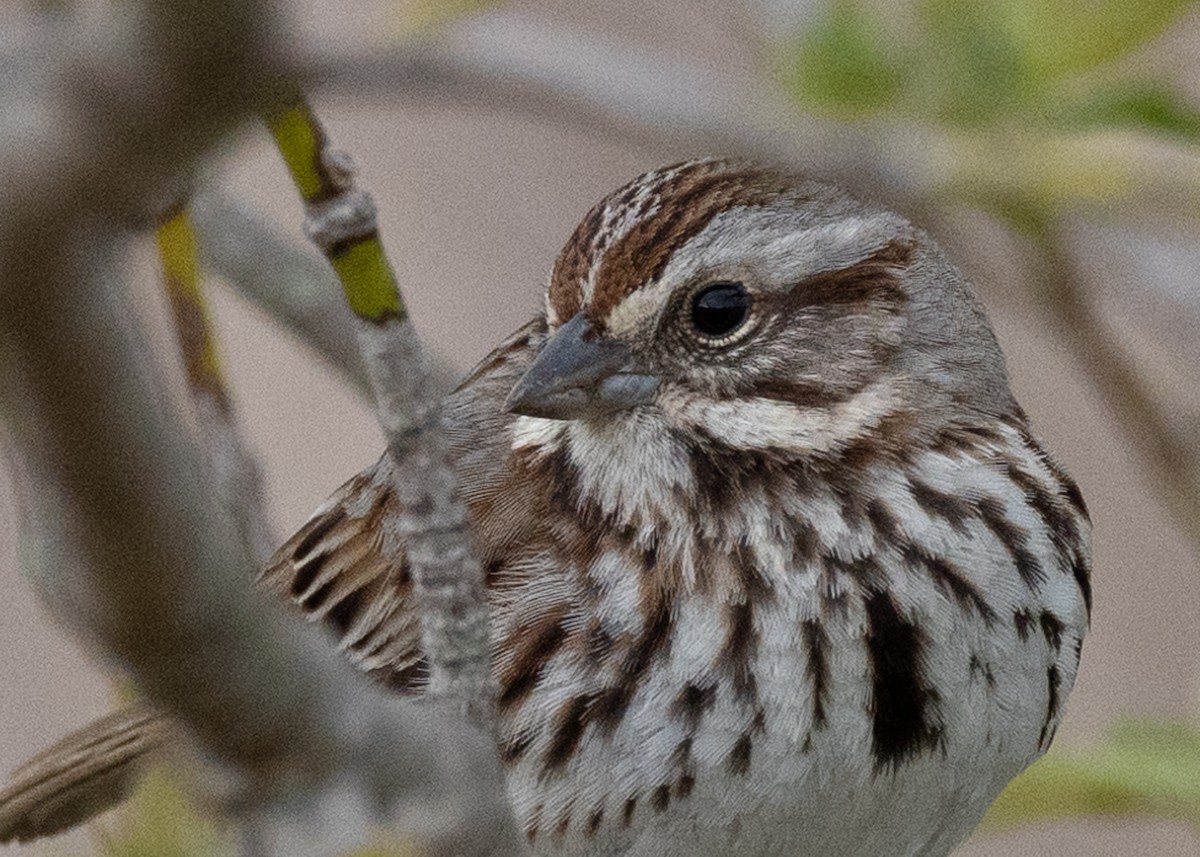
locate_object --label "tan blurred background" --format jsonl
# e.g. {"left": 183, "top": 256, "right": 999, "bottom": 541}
{"left": 3, "top": 1, "right": 1200, "bottom": 854}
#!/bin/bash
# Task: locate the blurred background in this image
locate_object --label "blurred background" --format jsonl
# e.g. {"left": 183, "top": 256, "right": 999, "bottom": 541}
{"left": 2, "top": 0, "right": 1199, "bottom": 854}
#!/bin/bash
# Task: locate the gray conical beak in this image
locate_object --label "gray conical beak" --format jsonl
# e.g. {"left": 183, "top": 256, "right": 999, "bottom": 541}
{"left": 505, "top": 313, "right": 659, "bottom": 420}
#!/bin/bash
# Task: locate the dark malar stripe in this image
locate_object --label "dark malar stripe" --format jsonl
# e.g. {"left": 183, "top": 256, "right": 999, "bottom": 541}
{"left": 863, "top": 590, "right": 943, "bottom": 771}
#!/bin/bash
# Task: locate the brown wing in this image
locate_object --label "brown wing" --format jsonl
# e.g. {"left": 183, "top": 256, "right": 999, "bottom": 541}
{"left": 259, "top": 455, "right": 429, "bottom": 691}
{"left": 258, "top": 316, "right": 544, "bottom": 691}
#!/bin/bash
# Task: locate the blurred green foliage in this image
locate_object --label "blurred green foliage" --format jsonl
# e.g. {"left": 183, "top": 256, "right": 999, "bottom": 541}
{"left": 784, "top": 0, "right": 1200, "bottom": 232}
{"left": 983, "top": 720, "right": 1200, "bottom": 831}
{"left": 94, "top": 767, "right": 233, "bottom": 857}
{"left": 786, "top": 0, "right": 1197, "bottom": 128}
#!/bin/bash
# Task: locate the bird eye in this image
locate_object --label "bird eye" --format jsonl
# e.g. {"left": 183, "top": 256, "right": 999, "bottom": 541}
{"left": 691, "top": 282, "right": 751, "bottom": 339}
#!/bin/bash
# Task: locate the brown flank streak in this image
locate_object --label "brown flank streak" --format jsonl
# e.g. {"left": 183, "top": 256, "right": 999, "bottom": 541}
{"left": 542, "top": 693, "right": 596, "bottom": 776}
{"left": 1040, "top": 665, "right": 1062, "bottom": 748}
{"left": 906, "top": 549, "right": 997, "bottom": 624}
{"left": 1003, "top": 457, "right": 1092, "bottom": 617}
{"left": 975, "top": 497, "right": 1046, "bottom": 588}
{"left": 590, "top": 593, "right": 673, "bottom": 733}
{"left": 862, "top": 589, "right": 943, "bottom": 771}
{"left": 801, "top": 619, "right": 830, "bottom": 728}
{"left": 498, "top": 610, "right": 569, "bottom": 712}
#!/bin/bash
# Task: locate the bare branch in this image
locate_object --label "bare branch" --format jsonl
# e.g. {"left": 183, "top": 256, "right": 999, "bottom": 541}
{"left": 156, "top": 206, "right": 276, "bottom": 562}
{"left": 265, "top": 101, "right": 499, "bottom": 723}
{"left": 1036, "top": 228, "right": 1200, "bottom": 548}
{"left": 0, "top": 232, "right": 515, "bottom": 855}
{"left": 189, "top": 191, "right": 374, "bottom": 395}
{"left": 0, "top": 3, "right": 517, "bottom": 853}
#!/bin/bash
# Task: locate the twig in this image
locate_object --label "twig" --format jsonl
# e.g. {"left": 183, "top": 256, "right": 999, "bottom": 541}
{"left": 264, "top": 100, "right": 499, "bottom": 723}
{"left": 299, "top": 12, "right": 928, "bottom": 209}
{"left": 0, "top": 3, "right": 517, "bottom": 853}
{"left": 0, "top": 238, "right": 495, "bottom": 827}
{"left": 156, "top": 205, "right": 275, "bottom": 562}
{"left": 189, "top": 191, "right": 373, "bottom": 396}
{"left": 1036, "top": 227, "right": 1200, "bottom": 548}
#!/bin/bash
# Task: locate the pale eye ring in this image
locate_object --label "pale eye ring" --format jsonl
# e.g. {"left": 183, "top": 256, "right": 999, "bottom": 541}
{"left": 690, "top": 282, "right": 752, "bottom": 341}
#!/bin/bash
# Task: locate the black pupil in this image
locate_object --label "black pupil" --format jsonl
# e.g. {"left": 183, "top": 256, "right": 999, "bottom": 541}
{"left": 691, "top": 283, "right": 749, "bottom": 337}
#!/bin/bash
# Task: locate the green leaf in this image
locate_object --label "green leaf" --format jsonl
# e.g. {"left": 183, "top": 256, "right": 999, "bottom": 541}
{"left": 920, "top": 0, "right": 1193, "bottom": 91}
{"left": 982, "top": 719, "right": 1200, "bottom": 832}
{"left": 918, "top": 0, "right": 1030, "bottom": 126}
{"left": 97, "top": 766, "right": 234, "bottom": 857}
{"left": 785, "top": 0, "right": 906, "bottom": 117}
{"left": 1065, "top": 82, "right": 1200, "bottom": 143}
{"left": 997, "top": 0, "right": 1194, "bottom": 81}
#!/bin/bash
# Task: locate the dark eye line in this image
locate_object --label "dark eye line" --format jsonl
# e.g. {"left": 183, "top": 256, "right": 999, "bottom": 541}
{"left": 782, "top": 242, "right": 915, "bottom": 311}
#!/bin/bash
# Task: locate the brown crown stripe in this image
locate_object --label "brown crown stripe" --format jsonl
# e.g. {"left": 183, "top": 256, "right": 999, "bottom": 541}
{"left": 589, "top": 165, "right": 779, "bottom": 324}
{"left": 547, "top": 161, "right": 780, "bottom": 325}
{"left": 863, "top": 589, "right": 943, "bottom": 772}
